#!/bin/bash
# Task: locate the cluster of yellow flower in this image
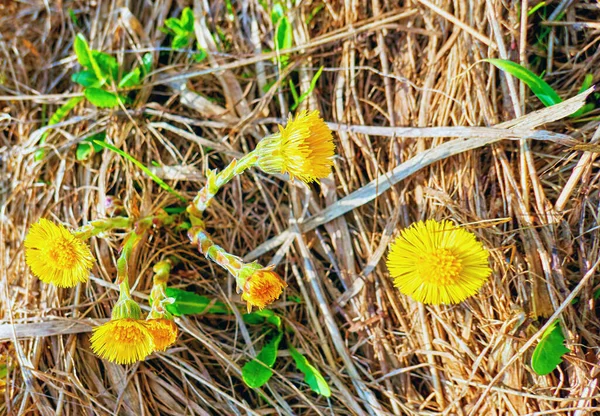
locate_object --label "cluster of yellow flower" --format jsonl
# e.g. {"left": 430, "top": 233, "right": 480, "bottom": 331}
{"left": 23, "top": 109, "right": 492, "bottom": 365}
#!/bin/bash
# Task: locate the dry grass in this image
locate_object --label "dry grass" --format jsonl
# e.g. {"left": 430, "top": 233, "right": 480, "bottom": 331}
{"left": 2, "top": 0, "right": 600, "bottom": 415}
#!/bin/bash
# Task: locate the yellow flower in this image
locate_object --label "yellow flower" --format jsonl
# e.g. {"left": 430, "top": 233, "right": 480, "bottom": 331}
{"left": 146, "top": 319, "right": 178, "bottom": 351}
{"left": 90, "top": 319, "right": 154, "bottom": 364}
{"left": 24, "top": 218, "right": 94, "bottom": 287}
{"left": 255, "top": 110, "right": 335, "bottom": 183}
{"left": 241, "top": 268, "right": 287, "bottom": 312}
{"left": 386, "top": 219, "right": 491, "bottom": 305}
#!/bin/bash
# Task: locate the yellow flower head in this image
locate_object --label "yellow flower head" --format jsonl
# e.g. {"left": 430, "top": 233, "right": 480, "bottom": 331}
{"left": 255, "top": 110, "right": 335, "bottom": 183}
{"left": 146, "top": 318, "right": 178, "bottom": 351}
{"left": 386, "top": 219, "right": 491, "bottom": 305}
{"left": 24, "top": 218, "right": 94, "bottom": 287}
{"left": 90, "top": 319, "right": 154, "bottom": 365}
{"left": 241, "top": 268, "right": 287, "bottom": 312}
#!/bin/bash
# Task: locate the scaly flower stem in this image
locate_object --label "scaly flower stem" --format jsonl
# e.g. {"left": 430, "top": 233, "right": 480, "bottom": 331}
{"left": 188, "top": 152, "right": 258, "bottom": 222}
{"left": 116, "top": 220, "right": 153, "bottom": 286}
{"left": 148, "top": 260, "right": 172, "bottom": 319}
{"left": 188, "top": 223, "right": 249, "bottom": 288}
{"left": 73, "top": 217, "right": 133, "bottom": 240}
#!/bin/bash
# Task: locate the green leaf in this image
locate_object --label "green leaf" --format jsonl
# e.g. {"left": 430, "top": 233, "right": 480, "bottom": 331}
{"left": 85, "top": 88, "right": 121, "bottom": 108}
{"left": 68, "top": 8, "right": 79, "bottom": 25}
{"left": 172, "top": 34, "right": 191, "bottom": 50}
{"left": 484, "top": 59, "right": 562, "bottom": 107}
{"left": 118, "top": 67, "right": 141, "bottom": 88}
{"left": 142, "top": 53, "right": 153, "bottom": 76}
{"left": 243, "top": 310, "right": 282, "bottom": 329}
{"left": 71, "top": 70, "right": 101, "bottom": 87}
{"left": 291, "top": 66, "right": 324, "bottom": 111}
{"left": 271, "top": 3, "right": 285, "bottom": 24}
{"left": 76, "top": 131, "right": 106, "bottom": 161}
{"left": 192, "top": 48, "right": 207, "bottom": 63}
{"left": 289, "top": 345, "right": 331, "bottom": 397}
{"left": 91, "top": 51, "right": 118, "bottom": 81}
{"left": 164, "top": 17, "right": 184, "bottom": 35}
{"left": 275, "top": 16, "right": 293, "bottom": 66}
{"left": 181, "top": 7, "right": 195, "bottom": 33}
{"left": 242, "top": 331, "right": 283, "bottom": 388}
{"left": 161, "top": 287, "right": 230, "bottom": 316}
{"left": 74, "top": 34, "right": 91, "bottom": 67}
{"left": 35, "top": 96, "right": 84, "bottom": 161}
{"left": 93, "top": 140, "right": 187, "bottom": 201}
{"left": 531, "top": 320, "right": 570, "bottom": 376}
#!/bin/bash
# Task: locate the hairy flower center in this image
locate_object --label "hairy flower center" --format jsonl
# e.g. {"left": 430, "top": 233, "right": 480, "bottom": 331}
{"left": 417, "top": 249, "right": 463, "bottom": 285}
{"left": 45, "top": 238, "right": 79, "bottom": 270}
{"left": 113, "top": 325, "right": 145, "bottom": 344}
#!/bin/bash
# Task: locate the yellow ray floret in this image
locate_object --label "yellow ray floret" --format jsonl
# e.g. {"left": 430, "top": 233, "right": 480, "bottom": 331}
{"left": 241, "top": 268, "right": 287, "bottom": 312}
{"left": 146, "top": 319, "right": 178, "bottom": 351}
{"left": 90, "top": 319, "right": 155, "bottom": 365}
{"left": 386, "top": 219, "right": 491, "bottom": 305}
{"left": 24, "top": 218, "right": 94, "bottom": 287}
{"left": 256, "top": 110, "right": 335, "bottom": 183}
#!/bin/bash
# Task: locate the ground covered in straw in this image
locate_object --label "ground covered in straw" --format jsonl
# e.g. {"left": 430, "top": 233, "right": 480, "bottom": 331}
{"left": 2, "top": 0, "right": 600, "bottom": 415}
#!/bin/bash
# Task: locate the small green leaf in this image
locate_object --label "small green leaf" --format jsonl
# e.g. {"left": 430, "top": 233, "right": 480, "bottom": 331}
{"left": 172, "top": 34, "right": 191, "bottom": 50}
{"left": 289, "top": 345, "right": 331, "bottom": 397}
{"left": 76, "top": 131, "right": 106, "bottom": 161}
{"left": 118, "top": 67, "right": 141, "bottom": 88}
{"left": 164, "top": 17, "right": 184, "bottom": 35}
{"left": 68, "top": 8, "right": 79, "bottom": 25}
{"left": 484, "top": 59, "right": 562, "bottom": 107}
{"left": 142, "top": 53, "right": 153, "bottom": 76}
{"left": 91, "top": 51, "right": 118, "bottom": 81}
{"left": 242, "top": 331, "right": 283, "bottom": 388}
{"left": 159, "top": 288, "right": 229, "bottom": 316}
{"left": 271, "top": 3, "right": 285, "bottom": 24}
{"left": 531, "top": 320, "right": 570, "bottom": 376}
{"left": 291, "top": 66, "right": 324, "bottom": 111}
{"left": 71, "top": 70, "right": 101, "bottom": 87}
{"left": 74, "top": 34, "right": 91, "bottom": 67}
{"left": 93, "top": 140, "right": 187, "bottom": 201}
{"left": 192, "top": 48, "right": 207, "bottom": 63}
{"left": 35, "top": 96, "right": 84, "bottom": 161}
{"left": 181, "top": 7, "right": 195, "bottom": 33}
{"left": 275, "top": 16, "right": 293, "bottom": 66}
{"left": 85, "top": 88, "right": 120, "bottom": 108}
{"left": 243, "top": 310, "right": 282, "bottom": 329}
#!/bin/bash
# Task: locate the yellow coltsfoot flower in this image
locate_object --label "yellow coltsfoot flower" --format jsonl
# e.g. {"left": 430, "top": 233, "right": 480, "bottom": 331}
{"left": 146, "top": 318, "right": 178, "bottom": 351}
{"left": 24, "top": 218, "right": 94, "bottom": 287}
{"left": 90, "top": 318, "right": 155, "bottom": 364}
{"left": 386, "top": 219, "right": 491, "bottom": 305}
{"left": 255, "top": 110, "right": 335, "bottom": 183}
{"left": 240, "top": 266, "right": 287, "bottom": 312}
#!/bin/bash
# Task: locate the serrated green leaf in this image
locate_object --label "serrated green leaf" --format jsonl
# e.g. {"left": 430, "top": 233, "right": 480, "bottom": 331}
{"left": 484, "top": 59, "right": 562, "bottom": 107}
{"left": 93, "top": 140, "right": 187, "bottom": 201}
{"left": 74, "top": 34, "right": 91, "bottom": 67}
{"left": 142, "top": 53, "right": 153, "bottom": 76}
{"left": 91, "top": 51, "right": 118, "bottom": 81}
{"left": 242, "top": 331, "right": 283, "bottom": 388}
{"left": 85, "top": 88, "right": 120, "bottom": 108}
{"left": 71, "top": 70, "right": 101, "bottom": 87}
{"left": 289, "top": 345, "right": 331, "bottom": 397}
{"left": 531, "top": 320, "right": 570, "bottom": 376}
{"left": 162, "top": 287, "right": 229, "bottom": 316}
{"left": 181, "top": 7, "right": 195, "bottom": 33}
{"left": 118, "top": 67, "right": 141, "bottom": 88}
